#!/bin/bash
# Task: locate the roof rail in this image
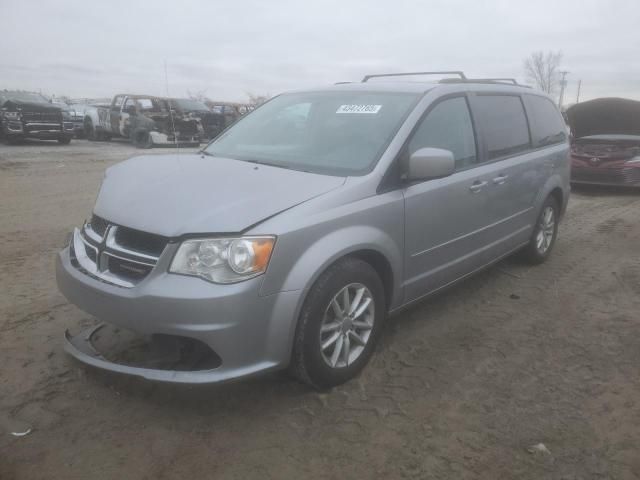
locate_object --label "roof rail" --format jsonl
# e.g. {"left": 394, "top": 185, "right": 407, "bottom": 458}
{"left": 439, "top": 77, "right": 530, "bottom": 87}
{"left": 362, "top": 71, "right": 466, "bottom": 82}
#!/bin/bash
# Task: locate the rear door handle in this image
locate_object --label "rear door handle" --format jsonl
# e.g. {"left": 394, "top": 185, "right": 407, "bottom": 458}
{"left": 469, "top": 180, "right": 488, "bottom": 193}
{"left": 492, "top": 174, "right": 509, "bottom": 185}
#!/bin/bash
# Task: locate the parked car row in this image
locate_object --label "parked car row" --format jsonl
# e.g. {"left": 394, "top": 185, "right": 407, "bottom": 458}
{"left": 0, "top": 90, "right": 251, "bottom": 147}
{"left": 80, "top": 94, "right": 246, "bottom": 148}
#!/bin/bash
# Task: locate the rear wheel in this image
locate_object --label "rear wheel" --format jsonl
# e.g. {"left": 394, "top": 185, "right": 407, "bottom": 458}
{"left": 290, "top": 258, "right": 385, "bottom": 390}
{"left": 58, "top": 137, "right": 71, "bottom": 145}
{"left": 520, "top": 196, "right": 559, "bottom": 264}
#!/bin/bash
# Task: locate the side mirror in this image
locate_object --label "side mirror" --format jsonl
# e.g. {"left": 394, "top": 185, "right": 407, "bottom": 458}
{"left": 407, "top": 147, "right": 455, "bottom": 181}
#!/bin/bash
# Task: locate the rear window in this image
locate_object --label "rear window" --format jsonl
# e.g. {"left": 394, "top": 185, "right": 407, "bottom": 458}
{"left": 474, "top": 95, "right": 531, "bottom": 160}
{"left": 525, "top": 95, "right": 567, "bottom": 147}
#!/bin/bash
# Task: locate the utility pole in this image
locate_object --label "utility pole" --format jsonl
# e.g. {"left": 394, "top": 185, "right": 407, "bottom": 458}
{"left": 558, "top": 70, "right": 569, "bottom": 108}
{"left": 575, "top": 79, "right": 582, "bottom": 103}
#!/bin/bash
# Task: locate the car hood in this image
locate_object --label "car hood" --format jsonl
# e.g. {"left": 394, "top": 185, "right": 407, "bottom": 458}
{"left": 1, "top": 99, "right": 62, "bottom": 113}
{"left": 94, "top": 154, "right": 346, "bottom": 237}
{"left": 567, "top": 98, "right": 640, "bottom": 139}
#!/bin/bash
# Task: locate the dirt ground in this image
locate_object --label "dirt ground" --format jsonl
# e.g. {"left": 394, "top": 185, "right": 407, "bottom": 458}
{"left": 1, "top": 139, "right": 639, "bottom": 480}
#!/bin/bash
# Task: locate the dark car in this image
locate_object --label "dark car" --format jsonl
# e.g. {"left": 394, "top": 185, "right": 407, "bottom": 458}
{"left": 567, "top": 98, "right": 640, "bottom": 187}
{"left": 167, "top": 98, "right": 222, "bottom": 140}
{"left": 0, "top": 91, "right": 74, "bottom": 144}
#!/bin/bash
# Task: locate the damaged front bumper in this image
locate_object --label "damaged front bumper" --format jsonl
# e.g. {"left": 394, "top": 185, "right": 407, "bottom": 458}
{"left": 64, "top": 323, "right": 276, "bottom": 384}
{"left": 57, "top": 246, "right": 302, "bottom": 384}
{"left": 149, "top": 131, "right": 201, "bottom": 147}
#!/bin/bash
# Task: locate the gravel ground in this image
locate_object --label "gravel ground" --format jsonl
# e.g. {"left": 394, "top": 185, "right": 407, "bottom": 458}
{"left": 1, "top": 139, "right": 639, "bottom": 480}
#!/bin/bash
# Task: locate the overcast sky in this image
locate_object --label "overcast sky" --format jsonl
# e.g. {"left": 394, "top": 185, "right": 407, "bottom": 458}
{"left": 1, "top": 0, "right": 638, "bottom": 104}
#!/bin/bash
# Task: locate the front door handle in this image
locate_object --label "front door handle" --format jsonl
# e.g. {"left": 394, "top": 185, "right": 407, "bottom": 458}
{"left": 492, "top": 174, "right": 509, "bottom": 185}
{"left": 469, "top": 180, "right": 488, "bottom": 193}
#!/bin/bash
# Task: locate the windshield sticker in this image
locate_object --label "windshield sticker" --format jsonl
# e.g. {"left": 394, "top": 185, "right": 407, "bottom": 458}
{"left": 336, "top": 104, "right": 382, "bottom": 114}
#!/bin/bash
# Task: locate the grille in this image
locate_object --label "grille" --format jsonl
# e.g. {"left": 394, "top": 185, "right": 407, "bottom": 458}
{"left": 71, "top": 217, "right": 169, "bottom": 287}
{"left": 115, "top": 226, "right": 166, "bottom": 256}
{"left": 572, "top": 167, "right": 640, "bottom": 185}
{"left": 108, "top": 255, "right": 154, "bottom": 282}
{"left": 22, "top": 111, "right": 61, "bottom": 123}
{"left": 90, "top": 215, "right": 109, "bottom": 236}
{"left": 25, "top": 123, "right": 61, "bottom": 132}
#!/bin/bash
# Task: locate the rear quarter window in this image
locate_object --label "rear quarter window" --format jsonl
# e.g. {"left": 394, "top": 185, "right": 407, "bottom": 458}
{"left": 473, "top": 95, "right": 531, "bottom": 160}
{"left": 524, "top": 95, "right": 567, "bottom": 147}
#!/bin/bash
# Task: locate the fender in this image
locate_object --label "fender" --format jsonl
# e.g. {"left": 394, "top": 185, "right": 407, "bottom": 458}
{"left": 533, "top": 171, "right": 569, "bottom": 219}
{"left": 278, "top": 224, "right": 403, "bottom": 305}
{"left": 265, "top": 223, "right": 403, "bottom": 363}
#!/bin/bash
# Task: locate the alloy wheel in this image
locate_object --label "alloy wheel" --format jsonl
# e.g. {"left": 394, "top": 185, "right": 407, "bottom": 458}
{"left": 319, "top": 283, "right": 375, "bottom": 368}
{"left": 535, "top": 206, "right": 555, "bottom": 254}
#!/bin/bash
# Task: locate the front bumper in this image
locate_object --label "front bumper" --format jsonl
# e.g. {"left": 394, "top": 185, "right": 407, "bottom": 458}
{"left": 56, "top": 246, "right": 302, "bottom": 383}
{"left": 148, "top": 131, "right": 201, "bottom": 147}
{"left": 571, "top": 158, "right": 640, "bottom": 187}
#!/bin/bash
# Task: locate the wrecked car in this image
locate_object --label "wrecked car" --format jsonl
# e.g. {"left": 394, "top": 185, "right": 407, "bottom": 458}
{"left": 0, "top": 91, "right": 74, "bottom": 144}
{"left": 57, "top": 73, "right": 569, "bottom": 388}
{"left": 205, "top": 101, "right": 245, "bottom": 135}
{"left": 168, "top": 98, "right": 219, "bottom": 140}
{"left": 84, "top": 94, "right": 201, "bottom": 148}
{"left": 567, "top": 97, "right": 640, "bottom": 187}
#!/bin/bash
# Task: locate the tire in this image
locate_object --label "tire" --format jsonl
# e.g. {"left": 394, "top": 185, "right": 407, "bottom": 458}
{"left": 519, "top": 195, "right": 560, "bottom": 264}
{"left": 58, "top": 137, "right": 71, "bottom": 145}
{"left": 133, "top": 129, "right": 153, "bottom": 149}
{"left": 290, "top": 257, "right": 386, "bottom": 390}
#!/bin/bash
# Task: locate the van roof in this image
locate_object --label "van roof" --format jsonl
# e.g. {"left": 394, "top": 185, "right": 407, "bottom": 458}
{"left": 294, "top": 80, "right": 538, "bottom": 97}
{"left": 292, "top": 70, "right": 539, "bottom": 96}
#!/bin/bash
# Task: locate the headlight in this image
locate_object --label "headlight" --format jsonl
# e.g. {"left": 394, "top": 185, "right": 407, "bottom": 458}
{"left": 3, "top": 111, "right": 20, "bottom": 120}
{"left": 169, "top": 236, "right": 275, "bottom": 283}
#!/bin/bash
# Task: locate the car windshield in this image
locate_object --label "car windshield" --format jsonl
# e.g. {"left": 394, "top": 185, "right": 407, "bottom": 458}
{"left": 2, "top": 92, "right": 50, "bottom": 104}
{"left": 204, "top": 91, "right": 419, "bottom": 176}
{"left": 171, "top": 99, "right": 208, "bottom": 111}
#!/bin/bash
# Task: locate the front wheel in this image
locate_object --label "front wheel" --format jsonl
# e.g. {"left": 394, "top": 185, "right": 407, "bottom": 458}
{"left": 58, "top": 137, "right": 71, "bottom": 145}
{"left": 133, "top": 129, "right": 153, "bottom": 149}
{"left": 519, "top": 196, "right": 559, "bottom": 264}
{"left": 290, "top": 258, "right": 385, "bottom": 389}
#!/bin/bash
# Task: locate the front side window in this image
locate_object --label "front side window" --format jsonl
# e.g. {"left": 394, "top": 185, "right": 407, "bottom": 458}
{"left": 408, "top": 97, "right": 477, "bottom": 169}
{"left": 473, "top": 95, "right": 531, "bottom": 160}
{"left": 204, "top": 91, "right": 420, "bottom": 176}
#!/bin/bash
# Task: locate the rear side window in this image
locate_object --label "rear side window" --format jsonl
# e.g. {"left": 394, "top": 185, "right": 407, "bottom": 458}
{"left": 525, "top": 95, "right": 567, "bottom": 147}
{"left": 408, "top": 97, "right": 477, "bottom": 169}
{"left": 473, "top": 95, "right": 530, "bottom": 160}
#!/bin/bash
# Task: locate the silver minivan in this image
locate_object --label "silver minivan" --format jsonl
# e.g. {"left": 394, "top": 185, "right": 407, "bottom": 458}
{"left": 57, "top": 72, "right": 570, "bottom": 389}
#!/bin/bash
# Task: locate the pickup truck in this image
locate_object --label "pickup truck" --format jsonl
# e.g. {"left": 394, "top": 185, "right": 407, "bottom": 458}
{"left": 0, "top": 91, "right": 74, "bottom": 145}
{"left": 83, "top": 94, "right": 202, "bottom": 148}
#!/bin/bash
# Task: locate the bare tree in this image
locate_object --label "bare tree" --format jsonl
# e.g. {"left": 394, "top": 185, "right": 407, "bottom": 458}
{"left": 524, "top": 51, "right": 563, "bottom": 94}
{"left": 187, "top": 89, "right": 208, "bottom": 102}
{"left": 246, "top": 92, "right": 270, "bottom": 106}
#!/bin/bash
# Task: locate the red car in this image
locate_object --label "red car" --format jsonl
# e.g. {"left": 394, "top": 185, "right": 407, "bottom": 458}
{"left": 567, "top": 98, "right": 640, "bottom": 187}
